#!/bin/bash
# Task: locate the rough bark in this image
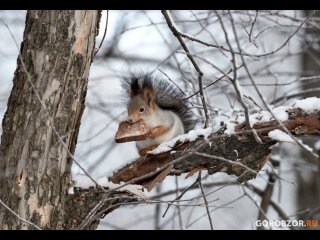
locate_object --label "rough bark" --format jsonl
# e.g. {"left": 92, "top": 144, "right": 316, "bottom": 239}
{"left": 0, "top": 10, "right": 101, "bottom": 229}
{"left": 64, "top": 188, "right": 138, "bottom": 230}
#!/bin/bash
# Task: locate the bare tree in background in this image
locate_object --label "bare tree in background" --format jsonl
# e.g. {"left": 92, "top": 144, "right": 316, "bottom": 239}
{"left": 0, "top": 10, "right": 319, "bottom": 230}
{"left": 95, "top": 10, "right": 320, "bottom": 230}
{"left": 296, "top": 10, "right": 320, "bottom": 224}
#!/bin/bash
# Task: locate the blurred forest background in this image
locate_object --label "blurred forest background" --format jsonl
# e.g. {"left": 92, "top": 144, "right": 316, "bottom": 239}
{"left": 0, "top": 10, "right": 319, "bottom": 229}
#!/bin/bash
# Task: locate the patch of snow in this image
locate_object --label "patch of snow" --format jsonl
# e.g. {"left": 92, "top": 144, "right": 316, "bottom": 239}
{"left": 222, "top": 104, "right": 290, "bottom": 135}
{"left": 224, "top": 121, "right": 237, "bottom": 135}
{"left": 290, "top": 97, "right": 320, "bottom": 113}
{"left": 272, "top": 106, "right": 289, "bottom": 121}
{"left": 97, "top": 177, "right": 148, "bottom": 201}
{"left": 69, "top": 175, "right": 148, "bottom": 200}
{"left": 297, "top": 139, "right": 314, "bottom": 153}
{"left": 68, "top": 186, "right": 74, "bottom": 195}
{"left": 268, "top": 130, "right": 315, "bottom": 154}
{"left": 73, "top": 175, "right": 96, "bottom": 189}
{"left": 151, "top": 146, "right": 172, "bottom": 154}
{"left": 315, "top": 140, "right": 320, "bottom": 150}
{"left": 230, "top": 97, "right": 320, "bottom": 134}
{"left": 268, "top": 129, "right": 295, "bottom": 143}
{"left": 148, "top": 127, "right": 212, "bottom": 155}
{"left": 249, "top": 105, "right": 289, "bottom": 126}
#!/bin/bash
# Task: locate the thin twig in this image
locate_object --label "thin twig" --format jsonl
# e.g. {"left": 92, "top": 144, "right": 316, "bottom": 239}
{"left": 143, "top": 12, "right": 188, "bottom": 81}
{"left": 242, "top": 186, "right": 271, "bottom": 229}
{"left": 152, "top": 181, "right": 232, "bottom": 199}
{"left": 198, "top": 171, "right": 214, "bottom": 230}
{"left": 246, "top": 183, "right": 296, "bottom": 230}
{"left": 184, "top": 65, "right": 244, "bottom": 100}
{"left": 162, "top": 10, "right": 210, "bottom": 128}
{"left": 0, "top": 198, "right": 42, "bottom": 230}
{"left": 79, "top": 150, "right": 200, "bottom": 229}
{"left": 175, "top": 176, "right": 183, "bottom": 229}
{"left": 240, "top": 74, "right": 320, "bottom": 87}
{"left": 186, "top": 194, "right": 246, "bottom": 229}
{"left": 216, "top": 10, "right": 262, "bottom": 144}
{"left": 243, "top": 95, "right": 264, "bottom": 111}
{"left": 157, "top": 68, "right": 187, "bottom": 96}
{"left": 154, "top": 185, "right": 162, "bottom": 230}
{"left": 245, "top": 10, "right": 317, "bottom": 58}
{"left": 271, "top": 88, "right": 320, "bottom": 105}
{"left": 155, "top": 179, "right": 295, "bottom": 230}
{"left": 193, "top": 152, "right": 258, "bottom": 174}
{"left": 228, "top": 11, "right": 319, "bottom": 158}
{"left": 94, "top": 10, "right": 109, "bottom": 57}
{"left": 256, "top": 173, "right": 276, "bottom": 230}
{"left": 248, "top": 10, "right": 259, "bottom": 42}
{"left": 160, "top": 10, "right": 315, "bottom": 59}
{"left": 85, "top": 196, "right": 225, "bottom": 228}
{"left": 162, "top": 175, "right": 199, "bottom": 218}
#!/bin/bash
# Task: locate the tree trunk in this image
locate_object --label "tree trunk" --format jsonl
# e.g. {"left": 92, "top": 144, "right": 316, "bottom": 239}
{"left": 0, "top": 10, "right": 101, "bottom": 229}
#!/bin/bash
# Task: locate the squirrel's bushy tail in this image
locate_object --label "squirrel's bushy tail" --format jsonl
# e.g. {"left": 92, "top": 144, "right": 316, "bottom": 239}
{"left": 121, "top": 73, "right": 195, "bottom": 132}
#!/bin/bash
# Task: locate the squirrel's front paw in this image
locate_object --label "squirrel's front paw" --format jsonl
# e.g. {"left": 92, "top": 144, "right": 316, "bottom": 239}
{"left": 150, "top": 126, "right": 168, "bottom": 139}
{"left": 138, "top": 144, "right": 159, "bottom": 156}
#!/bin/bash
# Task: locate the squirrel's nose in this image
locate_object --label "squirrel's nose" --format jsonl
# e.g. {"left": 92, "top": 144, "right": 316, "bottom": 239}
{"left": 128, "top": 119, "right": 133, "bottom": 123}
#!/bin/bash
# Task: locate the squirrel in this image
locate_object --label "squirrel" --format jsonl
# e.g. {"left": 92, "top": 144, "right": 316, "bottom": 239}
{"left": 121, "top": 73, "right": 195, "bottom": 156}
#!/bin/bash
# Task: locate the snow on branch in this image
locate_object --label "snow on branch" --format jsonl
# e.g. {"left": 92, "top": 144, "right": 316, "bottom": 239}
{"left": 66, "top": 97, "right": 320, "bottom": 229}
{"left": 110, "top": 97, "right": 320, "bottom": 186}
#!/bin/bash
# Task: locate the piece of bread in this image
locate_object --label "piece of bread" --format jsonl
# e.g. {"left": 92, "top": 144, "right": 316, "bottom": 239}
{"left": 115, "top": 120, "right": 151, "bottom": 143}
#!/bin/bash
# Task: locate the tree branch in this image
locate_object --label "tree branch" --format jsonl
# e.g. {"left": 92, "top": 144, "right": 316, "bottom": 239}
{"left": 110, "top": 110, "right": 319, "bottom": 186}
{"left": 65, "top": 104, "right": 320, "bottom": 229}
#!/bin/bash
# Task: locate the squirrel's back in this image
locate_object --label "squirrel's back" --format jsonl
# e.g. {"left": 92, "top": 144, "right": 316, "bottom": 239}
{"left": 121, "top": 73, "right": 195, "bottom": 133}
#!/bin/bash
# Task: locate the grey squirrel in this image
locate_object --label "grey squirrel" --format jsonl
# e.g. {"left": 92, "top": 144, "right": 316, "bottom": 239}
{"left": 121, "top": 73, "right": 195, "bottom": 156}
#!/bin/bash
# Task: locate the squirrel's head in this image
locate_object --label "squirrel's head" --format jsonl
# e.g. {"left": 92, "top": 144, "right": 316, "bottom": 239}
{"left": 127, "top": 76, "right": 155, "bottom": 123}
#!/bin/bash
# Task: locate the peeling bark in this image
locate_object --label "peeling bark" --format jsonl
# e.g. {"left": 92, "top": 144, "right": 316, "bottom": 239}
{"left": 0, "top": 10, "right": 101, "bottom": 229}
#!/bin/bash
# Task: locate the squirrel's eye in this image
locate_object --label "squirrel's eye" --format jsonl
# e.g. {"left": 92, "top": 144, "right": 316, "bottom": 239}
{"left": 139, "top": 107, "right": 145, "bottom": 113}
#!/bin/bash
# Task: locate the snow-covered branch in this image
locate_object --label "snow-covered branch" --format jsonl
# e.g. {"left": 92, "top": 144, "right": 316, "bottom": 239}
{"left": 66, "top": 97, "right": 320, "bottom": 229}
{"left": 111, "top": 97, "right": 320, "bottom": 185}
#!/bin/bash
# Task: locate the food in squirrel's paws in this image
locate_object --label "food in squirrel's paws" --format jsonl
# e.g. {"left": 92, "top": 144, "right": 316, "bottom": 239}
{"left": 115, "top": 119, "right": 151, "bottom": 143}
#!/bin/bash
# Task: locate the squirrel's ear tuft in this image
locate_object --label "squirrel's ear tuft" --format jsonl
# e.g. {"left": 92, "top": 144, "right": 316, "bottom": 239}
{"left": 130, "top": 77, "right": 140, "bottom": 98}
{"left": 142, "top": 86, "right": 154, "bottom": 108}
